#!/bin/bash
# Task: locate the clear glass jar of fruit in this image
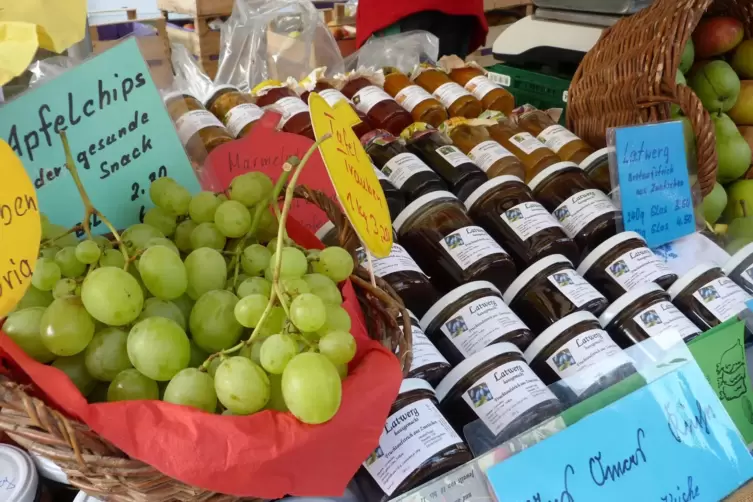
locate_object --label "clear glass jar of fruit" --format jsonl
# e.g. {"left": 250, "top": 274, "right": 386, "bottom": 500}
{"left": 412, "top": 64, "right": 482, "bottom": 119}
{"left": 515, "top": 105, "right": 595, "bottom": 165}
{"left": 383, "top": 67, "right": 448, "bottom": 127}
{"left": 444, "top": 59, "right": 515, "bottom": 114}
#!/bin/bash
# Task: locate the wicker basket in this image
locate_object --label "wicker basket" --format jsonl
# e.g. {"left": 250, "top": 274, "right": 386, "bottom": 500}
{"left": 567, "top": 0, "right": 753, "bottom": 197}
{"left": 0, "top": 186, "right": 411, "bottom": 502}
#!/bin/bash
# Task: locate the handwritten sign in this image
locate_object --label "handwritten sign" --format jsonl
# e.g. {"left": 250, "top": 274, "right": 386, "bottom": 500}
{"left": 613, "top": 121, "right": 696, "bottom": 247}
{"left": 0, "top": 38, "right": 199, "bottom": 233}
{"left": 309, "top": 92, "right": 392, "bottom": 258}
{"left": 0, "top": 140, "right": 40, "bottom": 317}
{"left": 486, "top": 362, "right": 753, "bottom": 502}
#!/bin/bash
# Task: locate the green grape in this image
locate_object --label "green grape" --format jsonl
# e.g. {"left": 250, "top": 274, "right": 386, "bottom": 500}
{"left": 316, "top": 304, "right": 352, "bottom": 336}
{"left": 256, "top": 306, "right": 286, "bottom": 338}
{"left": 150, "top": 177, "right": 191, "bottom": 215}
{"left": 92, "top": 235, "right": 114, "bottom": 250}
{"left": 190, "top": 290, "right": 243, "bottom": 352}
{"left": 239, "top": 340, "right": 264, "bottom": 365}
{"left": 241, "top": 244, "right": 271, "bottom": 276}
{"left": 107, "top": 368, "right": 159, "bottom": 402}
{"left": 139, "top": 245, "right": 188, "bottom": 300}
{"left": 289, "top": 293, "right": 326, "bottom": 332}
{"left": 122, "top": 224, "right": 165, "bottom": 254}
{"left": 188, "top": 341, "right": 210, "bottom": 368}
{"left": 264, "top": 264, "right": 274, "bottom": 282}
{"left": 144, "top": 207, "right": 177, "bottom": 237}
{"left": 164, "top": 368, "right": 217, "bottom": 412}
{"left": 14, "top": 286, "right": 53, "bottom": 311}
{"left": 190, "top": 222, "right": 226, "bottom": 250}
{"left": 53, "top": 278, "right": 79, "bottom": 299}
{"left": 146, "top": 237, "right": 180, "bottom": 255}
{"left": 75, "top": 240, "right": 101, "bottom": 265}
{"left": 257, "top": 205, "right": 278, "bottom": 241}
{"left": 281, "top": 277, "right": 311, "bottom": 299}
{"left": 53, "top": 353, "right": 98, "bottom": 396}
{"left": 127, "top": 265, "right": 150, "bottom": 299}
{"left": 265, "top": 373, "right": 288, "bottom": 412}
{"left": 84, "top": 327, "right": 132, "bottom": 381}
{"left": 184, "top": 248, "right": 227, "bottom": 300}
{"left": 3, "top": 307, "right": 55, "bottom": 362}
{"left": 234, "top": 294, "right": 268, "bottom": 328}
{"left": 318, "top": 331, "right": 357, "bottom": 365}
{"left": 44, "top": 223, "right": 79, "bottom": 247}
{"left": 172, "top": 294, "right": 195, "bottom": 321}
{"left": 207, "top": 357, "right": 222, "bottom": 377}
{"left": 54, "top": 247, "right": 87, "bottom": 278}
{"left": 226, "top": 274, "right": 248, "bottom": 291}
{"left": 214, "top": 200, "right": 252, "bottom": 238}
{"left": 39, "top": 246, "right": 60, "bottom": 260}
{"left": 81, "top": 267, "right": 144, "bottom": 326}
{"left": 237, "top": 277, "right": 271, "bottom": 298}
{"left": 217, "top": 193, "right": 229, "bottom": 203}
{"left": 99, "top": 249, "right": 126, "bottom": 268}
{"left": 303, "top": 273, "right": 342, "bottom": 305}
{"left": 312, "top": 246, "right": 354, "bottom": 283}
{"left": 266, "top": 238, "right": 281, "bottom": 253}
{"left": 334, "top": 363, "right": 348, "bottom": 380}
{"left": 229, "top": 172, "right": 273, "bottom": 207}
{"left": 260, "top": 334, "right": 298, "bottom": 374}
{"left": 174, "top": 220, "right": 198, "bottom": 252}
{"left": 32, "top": 257, "right": 61, "bottom": 291}
{"left": 137, "top": 297, "right": 186, "bottom": 330}
{"left": 40, "top": 297, "right": 95, "bottom": 356}
{"left": 88, "top": 382, "right": 110, "bottom": 403}
{"left": 271, "top": 247, "right": 308, "bottom": 279}
{"left": 214, "top": 356, "right": 270, "bottom": 414}
{"left": 189, "top": 191, "right": 221, "bottom": 223}
{"left": 127, "top": 317, "right": 191, "bottom": 381}
{"left": 282, "top": 353, "right": 341, "bottom": 424}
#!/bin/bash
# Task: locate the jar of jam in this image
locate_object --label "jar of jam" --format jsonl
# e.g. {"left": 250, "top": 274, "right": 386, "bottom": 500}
{"left": 398, "top": 312, "right": 451, "bottom": 386}
{"left": 435, "top": 343, "right": 562, "bottom": 441}
{"left": 516, "top": 106, "right": 595, "bottom": 165}
{"left": 576, "top": 231, "right": 677, "bottom": 302}
{"left": 252, "top": 80, "right": 315, "bottom": 140}
{"left": 339, "top": 72, "right": 413, "bottom": 136}
{"left": 420, "top": 281, "right": 533, "bottom": 365}
{"left": 440, "top": 118, "right": 525, "bottom": 179}
{"left": 579, "top": 148, "right": 612, "bottom": 195}
{"left": 0, "top": 444, "right": 53, "bottom": 502}
{"left": 402, "top": 124, "right": 487, "bottom": 201}
{"left": 384, "top": 67, "right": 448, "bottom": 127}
{"left": 360, "top": 378, "right": 473, "bottom": 500}
{"left": 464, "top": 176, "right": 578, "bottom": 268}
{"left": 502, "top": 254, "right": 608, "bottom": 334}
{"left": 372, "top": 164, "right": 406, "bottom": 220}
{"left": 447, "top": 64, "right": 515, "bottom": 114}
{"left": 394, "top": 191, "right": 517, "bottom": 293}
{"left": 299, "top": 72, "right": 373, "bottom": 139}
{"left": 412, "top": 65, "right": 482, "bottom": 119}
{"left": 362, "top": 130, "right": 447, "bottom": 203}
{"left": 667, "top": 263, "right": 752, "bottom": 333}
{"left": 722, "top": 243, "right": 753, "bottom": 295}
{"left": 315, "top": 221, "right": 338, "bottom": 247}
{"left": 204, "top": 85, "right": 264, "bottom": 139}
{"left": 529, "top": 162, "right": 618, "bottom": 261}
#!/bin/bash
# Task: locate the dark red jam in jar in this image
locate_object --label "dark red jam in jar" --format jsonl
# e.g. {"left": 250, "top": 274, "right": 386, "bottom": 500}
{"left": 398, "top": 311, "right": 452, "bottom": 386}
{"left": 340, "top": 75, "right": 413, "bottom": 136}
{"left": 371, "top": 164, "right": 406, "bottom": 221}
{"left": 252, "top": 80, "right": 314, "bottom": 140}
{"left": 300, "top": 80, "right": 373, "bottom": 138}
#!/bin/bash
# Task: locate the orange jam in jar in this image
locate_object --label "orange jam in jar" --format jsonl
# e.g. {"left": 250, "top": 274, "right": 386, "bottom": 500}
{"left": 383, "top": 67, "right": 448, "bottom": 127}
{"left": 204, "top": 85, "right": 264, "bottom": 138}
{"left": 413, "top": 65, "right": 482, "bottom": 119}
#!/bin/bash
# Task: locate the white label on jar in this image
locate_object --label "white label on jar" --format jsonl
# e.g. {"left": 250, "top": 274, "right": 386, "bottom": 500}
{"left": 742, "top": 263, "right": 753, "bottom": 288}
{"left": 552, "top": 189, "right": 617, "bottom": 238}
{"left": 395, "top": 85, "right": 433, "bottom": 113}
{"left": 432, "top": 82, "right": 473, "bottom": 109}
{"left": 372, "top": 164, "right": 389, "bottom": 181}
{"left": 439, "top": 295, "right": 528, "bottom": 358}
{"left": 224, "top": 103, "right": 264, "bottom": 137}
{"left": 467, "top": 140, "right": 515, "bottom": 172}
{"left": 536, "top": 125, "right": 581, "bottom": 154}
{"left": 545, "top": 328, "right": 631, "bottom": 396}
{"left": 355, "top": 244, "right": 426, "bottom": 278}
{"left": 605, "top": 247, "right": 674, "bottom": 291}
{"left": 508, "top": 132, "right": 547, "bottom": 155}
{"left": 363, "top": 398, "right": 462, "bottom": 496}
{"left": 436, "top": 145, "right": 472, "bottom": 168}
{"left": 501, "top": 202, "right": 562, "bottom": 241}
{"left": 465, "top": 75, "right": 500, "bottom": 101}
{"left": 319, "top": 88, "right": 350, "bottom": 107}
{"left": 633, "top": 301, "right": 701, "bottom": 348}
{"left": 461, "top": 361, "right": 556, "bottom": 437}
{"left": 382, "top": 153, "right": 434, "bottom": 189}
{"left": 175, "top": 110, "right": 224, "bottom": 145}
{"left": 410, "top": 325, "right": 450, "bottom": 372}
{"left": 353, "top": 85, "right": 393, "bottom": 114}
{"left": 692, "top": 277, "right": 752, "bottom": 323}
{"left": 275, "top": 96, "right": 309, "bottom": 126}
{"left": 548, "top": 269, "right": 605, "bottom": 308}
{"left": 439, "top": 226, "right": 508, "bottom": 271}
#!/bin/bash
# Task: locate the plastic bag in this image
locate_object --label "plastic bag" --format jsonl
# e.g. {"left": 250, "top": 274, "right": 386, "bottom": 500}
{"left": 348, "top": 31, "right": 439, "bottom": 75}
{"left": 28, "top": 56, "right": 79, "bottom": 89}
{"left": 170, "top": 42, "right": 215, "bottom": 103}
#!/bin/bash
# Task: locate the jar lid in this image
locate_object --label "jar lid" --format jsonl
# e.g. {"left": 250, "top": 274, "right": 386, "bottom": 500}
{"left": 0, "top": 444, "right": 38, "bottom": 502}
{"left": 667, "top": 263, "right": 720, "bottom": 300}
{"left": 393, "top": 191, "right": 458, "bottom": 232}
{"left": 435, "top": 343, "right": 522, "bottom": 402}
{"left": 598, "top": 282, "right": 666, "bottom": 328}
{"left": 399, "top": 378, "right": 435, "bottom": 395}
{"left": 463, "top": 175, "right": 525, "bottom": 211}
{"left": 502, "top": 254, "right": 573, "bottom": 304}
{"left": 527, "top": 161, "right": 580, "bottom": 192}
{"left": 579, "top": 147, "right": 610, "bottom": 172}
{"left": 576, "top": 231, "right": 646, "bottom": 276}
{"left": 420, "top": 281, "right": 501, "bottom": 330}
{"left": 397, "top": 309, "right": 420, "bottom": 323}
{"left": 162, "top": 90, "right": 194, "bottom": 103}
{"left": 722, "top": 242, "right": 753, "bottom": 276}
{"left": 203, "top": 84, "right": 240, "bottom": 106}
{"left": 74, "top": 492, "right": 104, "bottom": 502}
{"left": 523, "top": 311, "right": 600, "bottom": 362}
{"left": 315, "top": 221, "right": 335, "bottom": 241}
{"left": 30, "top": 452, "right": 70, "bottom": 484}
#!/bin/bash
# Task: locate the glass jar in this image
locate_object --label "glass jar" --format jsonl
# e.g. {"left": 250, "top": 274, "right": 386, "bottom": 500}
{"left": 252, "top": 80, "right": 315, "bottom": 140}
{"left": 399, "top": 312, "right": 452, "bottom": 386}
{"left": 579, "top": 148, "right": 612, "bottom": 195}
{"left": 722, "top": 242, "right": 753, "bottom": 295}
{"left": 448, "top": 65, "right": 515, "bottom": 114}
{"left": 517, "top": 107, "right": 594, "bottom": 164}
{"left": 441, "top": 118, "right": 525, "bottom": 179}
{"left": 384, "top": 68, "right": 448, "bottom": 127}
{"left": 300, "top": 80, "right": 373, "bottom": 139}
{"left": 413, "top": 66, "right": 482, "bottom": 119}
{"left": 394, "top": 191, "right": 517, "bottom": 293}
{"left": 371, "top": 164, "right": 405, "bottom": 220}
{"left": 0, "top": 444, "right": 51, "bottom": 502}
{"left": 204, "top": 85, "right": 264, "bottom": 139}
{"left": 340, "top": 75, "right": 413, "bottom": 136}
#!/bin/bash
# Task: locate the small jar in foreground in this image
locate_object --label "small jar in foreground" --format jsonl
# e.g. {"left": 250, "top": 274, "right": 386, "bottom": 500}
{"left": 383, "top": 67, "right": 448, "bottom": 127}
{"left": 723, "top": 242, "right": 753, "bottom": 295}
{"left": 204, "top": 85, "right": 264, "bottom": 138}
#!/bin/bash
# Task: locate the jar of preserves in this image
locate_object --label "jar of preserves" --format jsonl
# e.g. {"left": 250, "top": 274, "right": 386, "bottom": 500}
{"left": 371, "top": 164, "right": 405, "bottom": 220}
{"left": 412, "top": 65, "right": 482, "bottom": 119}
{"left": 398, "top": 312, "right": 452, "bottom": 386}
{"left": 339, "top": 71, "right": 413, "bottom": 136}
{"left": 298, "top": 69, "right": 373, "bottom": 138}
{"left": 252, "top": 80, "right": 315, "bottom": 140}
{"left": 394, "top": 191, "right": 517, "bottom": 293}
{"left": 384, "top": 67, "right": 448, "bottom": 127}
{"left": 440, "top": 118, "right": 525, "bottom": 179}
{"left": 444, "top": 59, "right": 515, "bottom": 114}
{"left": 516, "top": 106, "right": 595, "bottom": 164}
{"left": 0, "top": 444, "right": 53, "bottom": 502}
{"left": 722, "top": 243, "right": 753, "bottom": 295}
{"left": 204, "top": 85, "right": 264, "bottom": 139}
{"left": 580, "top": 148, "right": 612, "bottom": 195}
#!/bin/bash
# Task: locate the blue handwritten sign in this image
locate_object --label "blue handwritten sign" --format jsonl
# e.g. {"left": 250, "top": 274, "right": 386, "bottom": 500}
{"left": 614, "top": 122, "right": 696, "bottom": 247}
{"left": 0, "top": 38, "right": 200, "bottom": 232}
{"left": 486, "top": 362, "right": 753, "bottom": 502}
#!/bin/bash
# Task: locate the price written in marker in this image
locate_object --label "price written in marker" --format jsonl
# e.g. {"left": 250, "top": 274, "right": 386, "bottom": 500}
{"left": 308, "top": 93, "right": 392, "bottom": 258}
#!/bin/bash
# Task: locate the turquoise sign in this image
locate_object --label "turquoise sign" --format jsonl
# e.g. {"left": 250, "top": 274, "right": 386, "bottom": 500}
{"left": 0, "top": 38, "right": 199, "bottom": 233}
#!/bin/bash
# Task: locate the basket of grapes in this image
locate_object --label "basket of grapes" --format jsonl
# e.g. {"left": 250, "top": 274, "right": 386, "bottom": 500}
{"left": 0, "top": 133, "right": 410, "bottom": 501}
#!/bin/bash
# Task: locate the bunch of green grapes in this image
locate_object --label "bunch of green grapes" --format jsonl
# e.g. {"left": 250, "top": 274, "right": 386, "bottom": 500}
{"left": 7, "top": 173, "right": 357, "bottom": 425}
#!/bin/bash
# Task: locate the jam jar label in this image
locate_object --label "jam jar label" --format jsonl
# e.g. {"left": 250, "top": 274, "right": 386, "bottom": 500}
{"left": 318, "top": 88, "right": 350, "bottom": 107}
{"left": 439, "top": 226, "right": 508, "bottom": 271}
{"left": 433, "top": 82, "right": 473, "bottom": 109}
{"left": 410, "top": 325, "right": 450, "bottom": 371}
{"left": 605, "top": 247, "right": 674, "bottom": 291}
{"left": 536, "top": 125, "right": 581, "bottom": 154}
{"left": 552, "top": 189, "right": 617, "bottom": 238}
{"left": 548, "top": 269, "right": 606, "bottom": 308}
{"left": 225, "top": 103, "right": 264, "bottom": 137}
{"left": 741, "top": 263, "right": 753, "bottom": 288}
{"left": 372, "top": 164, "right": 389, "bottom": 181}
{"left": 508, "top": 132, "right": 548, "bottom": 155}
{"left": 353, "top": 85, "right": 393, "bottom": 114}
{"left": 363, "top": 398, "right": 463, "bottom": 496}
{"left": 467, "top": 140, "right": 515, "bottom": 172}
{"left": 175, "top": 110, "right": 224, "bottom": 145}
{"left": 462, "top": 361, "right": 556, "bottom": 437}
{"left": 356, "top": 244, "right": 427, "bottom": 278}
{"left": 439, "top": 295, "right": 528, "bottom": 358}
{"left": 395, "top": 85, "right": 433, "bottom": 113}
{"left": 692, "top": 277, "right": 752, "bottom": 323}
{"left": 501, "top": 202, "right": 562, "bottom": 241}
{"left": 382, "top": 153, "right": 434, "bottom": 189}
{"left": 465, "top": 75, "right": 500, "bottom": 101}
{"left": 436, "top": 145, "right": 473, "bottom": 168}
{"left": 275, "top": 96, "right": 309, "bottom": 126}
{"left": 545, "top": 328, "right": 632, "bottom": 396}
{"left": 633, "top": 300, "right": 701, "bottom": 348}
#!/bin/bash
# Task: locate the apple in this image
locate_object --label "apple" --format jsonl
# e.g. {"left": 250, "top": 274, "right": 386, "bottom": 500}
{"left": 713, "top": 113, "right": 752, "bottom": 183}
{"left": 679, "top": 39, "right": 695, "bottom": 74}
{"left": 729, "top": 81, "right": 753, "bottom": 125}
{"left": 693, "top": 17, "right": 744, "bottom": 58}
{"left": 723, "top": 179, "right": 753, "bottom": 221}
{"left": 731, "top": 40, "right": 753, "bottom": 79}
{"left": 702, "top": 182, "right": 727, "bottom": 224}
{"left": 689, "top": 60, "right": 741, "bottom": 112}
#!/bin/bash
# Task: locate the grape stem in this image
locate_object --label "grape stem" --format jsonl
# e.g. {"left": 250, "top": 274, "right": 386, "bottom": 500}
{"left": 40, "top": 224, "right": 84, "bottom": 248}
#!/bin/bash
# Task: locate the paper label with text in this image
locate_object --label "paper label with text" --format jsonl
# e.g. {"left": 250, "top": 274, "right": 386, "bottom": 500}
{"left": 224, "top": 103, "right": 264, "bottom": 137}
{"left": 410, "top": 325, "right": 450, "bottom": 372}
{"left": 692, "top": 277, "right": 752, "bottom": 323}
{"left": 741, "top": 264, "right": 753, "bottom": 289}
{"left": 372, "top": 164, "right": 389, "bottom": 181}
{"left": 433, "top": 82, "right": 473, "bottom": 109}
{"left": 275, "top": 97, "right": 309, "bottom": 126}
{"left": 465, "top": 75, "right": 501, "bottom": 101}
{"left": 633, "top": 300, "right": 701, "bottom": 348}
{"left": 605, "top": 247, "right": 674, "bottom": 291}
{"left": 356, "top": 244, "right": 426, "bottom": 278}
{"left": 318, "top": 88, "right": 350, "bottom": 107}
{"left": 467, "top": 140, "right": 515, "bottom": 172}
{"left": 537, "top": 125, "right": 581, "bottom": 154}
{"left": 382, "top": 153, "right": 434, "bottom": 189}
{"left": 436, "top": 145, "right": 472, "bottom": 168}
{"left": 553, "top": 189, "right": 617, "bottom": 238}
{"left": 502, "top": 201, "right": 562, "bottom": 241}
{"left": 508, "top": 132, "right": 548, "bottom": 155}
{"left": 353, "top": 86, "right": 393, "bottom": 115}
{"left": 548, "top": 269, "right": 606, "bottom": 308}
{"left": 395, "top": 85, "right": 433, "bottom": 113}
{"left": 439, "top": 226, "right": 508, "bottom": 270}
{"left": 176, "top": 110, "right": 224, "bottom": 145}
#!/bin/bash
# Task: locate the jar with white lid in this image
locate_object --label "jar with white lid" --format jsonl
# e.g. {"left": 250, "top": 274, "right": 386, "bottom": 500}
{"left": 397, "top": 311, "right": 451, "bottom": 386}
{"left": 316, "top": 221, "right": 339, "bottom": 247}
{"left": 73, "top": 492, "right": 103, "bottom": 502}
{"left": 0, "top": 444, "right": 47, "bottom": 502}
{"left": 579, "top": 148, "right": 611, "bottom": 195}
{"left": 30, "top": 452, "right": 77, "bottom": 500}
{"left": 723, "top": 242, "right": 753, "bottom": 295}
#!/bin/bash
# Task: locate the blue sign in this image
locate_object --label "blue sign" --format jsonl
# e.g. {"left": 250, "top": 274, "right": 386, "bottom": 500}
{"left": 0, "top": 38, "right": 200, "bottom": 233}
{"left": 486, "top": 362, "right": 753, "bottom": 502}
{"left": 614, "top": 121, "right": 696, "bottom": 247}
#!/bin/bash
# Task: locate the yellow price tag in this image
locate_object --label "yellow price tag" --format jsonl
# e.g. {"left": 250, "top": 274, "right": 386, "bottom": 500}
{"left": 308, "top": 93, "right": 393, "bottom": 258}
{"left": 0, "top": 140, "right": 41, "bottom": 318}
